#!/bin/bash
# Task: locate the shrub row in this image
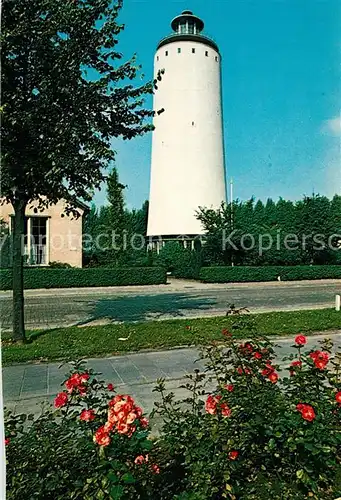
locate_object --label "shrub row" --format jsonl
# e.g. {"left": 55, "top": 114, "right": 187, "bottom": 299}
{"left": 200, "top": 265, "right": 341, "bottom": 283}
{"left": 0, "top": 267, "right": 167, "bottom": 290}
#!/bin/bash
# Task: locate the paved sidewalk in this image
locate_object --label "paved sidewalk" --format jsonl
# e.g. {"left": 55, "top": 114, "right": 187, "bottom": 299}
{"left": 3, "top": 332, "right": 341, "bottom": 418}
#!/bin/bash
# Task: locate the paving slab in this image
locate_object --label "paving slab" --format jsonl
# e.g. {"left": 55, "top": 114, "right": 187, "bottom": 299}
{"left": 3, "top": 333, "right": 341, "bottom": 421}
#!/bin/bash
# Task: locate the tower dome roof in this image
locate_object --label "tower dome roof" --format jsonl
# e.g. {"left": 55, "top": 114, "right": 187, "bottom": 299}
{"left": 157, "top": 10, "right": 219, "bottom": 53}
{"left": 170, "top": 10, "right": 204, "bottom": 33}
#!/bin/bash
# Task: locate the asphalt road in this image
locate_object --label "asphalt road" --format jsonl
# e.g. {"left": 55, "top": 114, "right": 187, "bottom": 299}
{"left": 1, "top": 279, "right": 341, "bottom": 331}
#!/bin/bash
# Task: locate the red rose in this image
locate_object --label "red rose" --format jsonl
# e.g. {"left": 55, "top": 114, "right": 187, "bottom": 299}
{"left": 78, "top": 385, "right": 87, "bottom": 396}
{"left": 107, "top": 383, "right": 114, "bottom": 391}
{"left": 253, "top": 351, "right": 262, "bottom": 360}
{"left": 228, "top": 450, "right": 239, "bottom": 460}
{"left": 185, "top": 325, "right": 191, "bottom": 330}
{"left": 268, "top": 372, "right": 279, "bottom": 384}
{"left": 65, "top": 373, "right": 81, "bottom": 392}
{"left": 151, "top": 464, "right": 160, "bottom": 474}
{"left": 301, "top": 405, "right": 316, "bottom": 422}
{"left": 80, "top": 409, "right": 95, "bottom": 421}
{"left": 309, "top": 350, "right": 329, "bottom": 370}
{"left": 205, "top": 394, "right": 220, "bottom": 415}
{"left": 296, "top": 403, "right": 315, "bottom": 422}
{"left": 295, "top": 335, "right": 307, "bottom": 345}
{"left": 291, "top": 360, "right": 302, "bottom": 368}
{"left": 225, "top": 384, "right": 234, "bottom": 392}
{"left": 4, "top": 438, "right": 10, "bottom": 446}
{"left": 221, "top": 403, "right": 232, "bottom": 418}
{"left": 335, "top": 392, "right": 341, "bottom": 404}
{"left": 261, "top": 362, "right": 275, "bottom": 377}
{"left": 65, "top": 372, "right": 89, "bottom": 393}
{"left": 140, "top": 417, "right": 149, "bottom": 428}
{"left": 134, "top": 455, "right": 145, "bottom": 465}
{"left": 135, "top": 406, "right": 143, "bottom": 418}
{"left": 237, "top": 366, "right": 251, "bottom": 375}
{"left": 239, "top": 342, "right": 253, "bottom": 354}
{"left": 79, "top": 373, "right": 90, "bottom": 384}
{"left": 54, "top": 392, "right": 68, "bottom": 408}
{"left": 205, "top": 395, "right": 231, "bottom": 417}
{"left": 93, "top": 426, "right": 111, "bottom": 446}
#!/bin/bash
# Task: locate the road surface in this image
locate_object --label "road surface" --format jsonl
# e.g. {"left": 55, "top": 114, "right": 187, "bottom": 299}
{"left": 1, "top": 279, "right": 340, "bottom": 331}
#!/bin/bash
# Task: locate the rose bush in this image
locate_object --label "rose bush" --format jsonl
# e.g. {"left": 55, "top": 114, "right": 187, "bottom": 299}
{"left": 5, "top": 361, "right": 160, "bottom": 499}
{"left": 152, "top": 316, "right": 341, "bottom": 499}
{"left": 5, "top": 316, "right": 341, "bottom": 499}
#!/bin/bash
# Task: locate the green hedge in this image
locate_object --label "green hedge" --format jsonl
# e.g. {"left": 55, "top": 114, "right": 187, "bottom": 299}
{"left": 0, "top": 267, "right": 167, "bottom": 290}
{"left": 173, "top": 250, "right": 202, "bottom": 280}
{"left": 155, "top": 243, "right": 202, "bottom": 280}
{"left": 200, "top": 265, "right": 341, "bottom": 283}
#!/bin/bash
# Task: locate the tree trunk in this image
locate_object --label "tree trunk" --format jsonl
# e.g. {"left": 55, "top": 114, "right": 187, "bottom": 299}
{"left": 12, "top": 200, "right": 26, "bottom": 342}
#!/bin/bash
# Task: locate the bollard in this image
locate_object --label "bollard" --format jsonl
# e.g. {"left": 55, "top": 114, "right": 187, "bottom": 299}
{"left": 336, "top": 294, "right": 341, "bottom": 312}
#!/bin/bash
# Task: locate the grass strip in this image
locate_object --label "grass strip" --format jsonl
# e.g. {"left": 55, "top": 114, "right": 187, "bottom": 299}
{"left": 2, "top": 308, "right": 340, "bottom": 365}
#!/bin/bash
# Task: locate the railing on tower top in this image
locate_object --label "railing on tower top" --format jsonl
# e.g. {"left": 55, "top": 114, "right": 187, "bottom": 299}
{"left": 157, "top": 32, "right": 219, "bottom": 49}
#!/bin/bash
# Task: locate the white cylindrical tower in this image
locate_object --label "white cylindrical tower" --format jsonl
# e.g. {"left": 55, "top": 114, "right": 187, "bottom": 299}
{"left": 147, "top": 10, "right": 227, "bottom": 239}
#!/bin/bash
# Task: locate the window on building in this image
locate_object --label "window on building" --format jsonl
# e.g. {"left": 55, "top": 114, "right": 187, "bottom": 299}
{"left": 215, "top": 56, "right": 218, "bottom": 62}
{"left": 180, "top": 22, "right": 187, "bottom": 34}
{"left": 178, "top": 47, "right": 181, "bottom": 53}
{"left": 188, "top": 21, "right": 194, "bottom": 34}
{"left": 165, "top": 50, "right": 168, "bottom": 56}
{"left": 192, "top": 48, "right": 195, "bottom": 53}
{"left": 14, "top": 216, "right": 48, "bottom": 265}
{"left": 157, "top": 56, "right": 159, "bottom": 61}
{"left": 205, "top": 51, "right": 208, "bottom": 57}
{"left": 30, "top": 217, "right": 47, "bottom": 265}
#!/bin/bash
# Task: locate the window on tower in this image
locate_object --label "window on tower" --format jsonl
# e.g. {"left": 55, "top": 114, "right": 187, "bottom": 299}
{"left": 178, "top": 47, "right": 181, "bottom": 54}
{"left": 157, "top": 56, "right": 159, "bottom": 61}
{"left": 205, "top": 51, "right": 208, "bottom": 57}
{"left": 215, "top": 56, "right": 218, "bottom": 62}
{"left": 192, "top": 48, "right": 195, "bottom": 54}
{"left": 180, "top": 22, "right": 186, "bottom": 34}
{"left": 165, "top": 50, "right": 168, "bottom": 56}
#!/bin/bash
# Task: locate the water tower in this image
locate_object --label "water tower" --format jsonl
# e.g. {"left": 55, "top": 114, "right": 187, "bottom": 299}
{"left": 147, "top": 10, "right": 227, "bottom": 246}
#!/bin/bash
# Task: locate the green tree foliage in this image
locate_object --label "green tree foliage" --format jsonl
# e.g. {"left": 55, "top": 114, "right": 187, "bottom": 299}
{"left": 98, "top": 166, "right": 127, "bottom": 265}
{"left": 197, "top": 202, "right": 247, "bottom": 266}
{"left": 128, "top": 200, "right": 149, "bottom": 237}
{"left": 294, "top": 194, "right": 337, "bottom": 265}
{"left": 197, "top": 194, "right": 341, "bottom": 267}
{"left": 1, "top": 0, "right": 161, "bottom": 340}
{"left": 82, "top": 195, "right": 150, "bottom": 268}
{"left": 107, "top": 167, "right": 126, "bottom": 234}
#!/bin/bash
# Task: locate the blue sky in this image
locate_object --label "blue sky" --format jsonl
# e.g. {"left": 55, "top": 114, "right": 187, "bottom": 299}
{"left": 93, "top": 0, "right": 341, "bottom": 209}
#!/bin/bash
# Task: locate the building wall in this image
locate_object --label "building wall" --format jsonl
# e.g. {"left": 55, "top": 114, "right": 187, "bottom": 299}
{"left": 147, "top": 39, "right": 227, "bottom": 237}
{"left": 0, "top": 199, "right": 84, "bottom": 268}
